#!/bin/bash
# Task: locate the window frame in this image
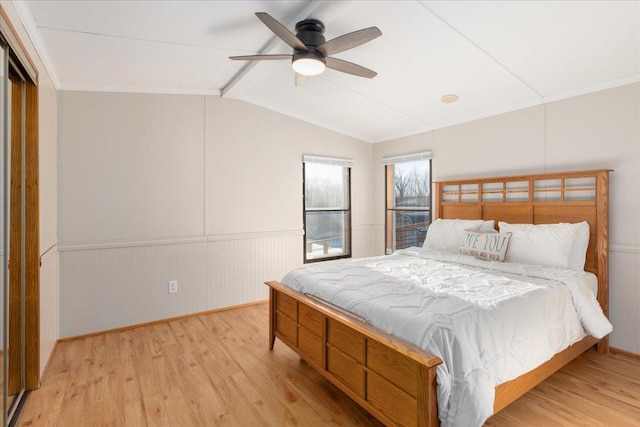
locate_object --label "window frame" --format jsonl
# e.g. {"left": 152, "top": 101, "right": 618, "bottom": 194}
{"left": 302, "top": 159, "right": 352, "bottom": 263}
{"left": 384, "top": 155, "right": 432, "bottom": 254}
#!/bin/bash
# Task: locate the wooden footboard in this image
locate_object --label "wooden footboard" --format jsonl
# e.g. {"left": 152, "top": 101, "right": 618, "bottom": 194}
{"left": 267, "top": 280, "right": 604, "bottom": 426}
{"left": 266, "top": 281, "right": 443, "bottom": 427}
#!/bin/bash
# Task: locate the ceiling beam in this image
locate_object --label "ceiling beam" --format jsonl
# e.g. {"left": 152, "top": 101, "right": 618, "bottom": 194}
{"left": 220, "top": 0, "right": 322, "bottom": 98}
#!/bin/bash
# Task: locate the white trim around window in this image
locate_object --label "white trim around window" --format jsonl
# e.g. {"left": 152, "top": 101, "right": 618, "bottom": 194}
{"left": 303, "top": 155, "right": 353, "bottom": 168}
{"left": 381, "top": 151, "right": 432, "bottom": 165}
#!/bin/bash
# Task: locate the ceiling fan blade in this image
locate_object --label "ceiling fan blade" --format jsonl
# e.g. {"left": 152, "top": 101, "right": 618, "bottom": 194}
{"left": 255, "top": 12, "right": 308, "bottom": 51}
{"left": 295, "top": 73, "right": 310, "bottom": 87}
{"left": 325, "top": 57, "right": 377, "bottom": 78}
{"left": 229, "top": 54, "right": 292, "bottom": 61}
{"left": 317, "top": 27, "right": 382, "bottom": 56}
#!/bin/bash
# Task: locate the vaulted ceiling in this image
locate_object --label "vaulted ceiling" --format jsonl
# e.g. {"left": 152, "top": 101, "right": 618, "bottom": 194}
{"left": 16, "top": 1, "right": 640, "bottom": 142}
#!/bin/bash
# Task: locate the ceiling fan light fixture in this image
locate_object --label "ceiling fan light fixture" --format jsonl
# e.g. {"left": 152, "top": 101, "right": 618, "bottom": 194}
{"left": 292, "top": 57, "right": 326, "bottom": 76}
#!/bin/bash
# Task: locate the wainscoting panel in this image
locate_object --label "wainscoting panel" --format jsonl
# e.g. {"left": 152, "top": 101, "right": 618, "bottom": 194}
{"left": 60, "top": 241, "right": 209, "bottom": 337}
{"left": 609, "top": 245, "right": 640, "bottom": 354}
{"left": 40, "top": 247, "right": 58, "bottom": 375}
{"left": 207, "top": 233, "right": 302, "bottom": 310}
{"left": 59, "top": 232, "right": 303, "bottom": 338}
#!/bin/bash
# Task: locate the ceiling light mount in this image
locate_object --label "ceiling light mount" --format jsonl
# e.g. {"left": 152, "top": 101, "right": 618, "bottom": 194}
{"left": 440, "top": 94, "right": 459, "bottom": 103}
{"left": 295, "top": 19, "right": 326, "bottom": 46}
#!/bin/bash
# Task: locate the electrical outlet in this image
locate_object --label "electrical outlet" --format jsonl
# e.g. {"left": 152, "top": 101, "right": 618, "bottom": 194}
{"left": 168, "top": 280, "right": 178, "bottom": 294}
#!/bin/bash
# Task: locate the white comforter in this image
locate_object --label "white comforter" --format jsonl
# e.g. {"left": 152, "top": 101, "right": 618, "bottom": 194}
{"left": 280, "top": 248, "right": 612, "bottom": 427}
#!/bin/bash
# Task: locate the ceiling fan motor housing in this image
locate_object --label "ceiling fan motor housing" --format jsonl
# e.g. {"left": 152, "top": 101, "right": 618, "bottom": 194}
{"left": 293, "top": 19, "right": 327, "bottom": 64}
{"left": 295, "top": 19, "right": 326, "bottom": 46}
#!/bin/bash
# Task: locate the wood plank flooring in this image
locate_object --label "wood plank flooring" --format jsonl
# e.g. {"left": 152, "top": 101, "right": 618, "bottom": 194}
{"left": 19, "top": 303, "right": 640, "bottom": 426}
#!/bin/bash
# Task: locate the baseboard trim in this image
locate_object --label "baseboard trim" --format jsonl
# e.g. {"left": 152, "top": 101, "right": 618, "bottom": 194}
{"left": 58, "top": 300, "right": 268, "bottom": 342}
{"left": 610, "top": 346, "right": 640, "bottom": 360}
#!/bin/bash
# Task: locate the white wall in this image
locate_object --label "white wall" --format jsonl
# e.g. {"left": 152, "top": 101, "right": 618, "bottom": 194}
{"left": 58, "top": 92, "right": 206, "bottom": 243}
{"left": 373, "top": 82, "right": 640, "bottom": 354}
{"left": 204, "top": 96, "right": 374, "bottom": 256}
{"left": 57, "top": 91, "right": 373, "bottom": 337}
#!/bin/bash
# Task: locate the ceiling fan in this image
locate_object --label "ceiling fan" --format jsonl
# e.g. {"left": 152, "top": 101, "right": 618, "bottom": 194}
{"left": 230, "top": 12, "right": 382, "bottom": 86}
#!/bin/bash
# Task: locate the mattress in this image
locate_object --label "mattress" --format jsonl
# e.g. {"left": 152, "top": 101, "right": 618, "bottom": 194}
{"left": 281, "top": 248, "right": 611, "bottom": 427}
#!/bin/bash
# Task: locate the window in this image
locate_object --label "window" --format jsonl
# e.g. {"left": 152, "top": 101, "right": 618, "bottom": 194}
{"left": 384, "top": 152, "right": 432, "bottom": 254}
{"left": 303, "top": 155, "right": 351, "bottom": 262}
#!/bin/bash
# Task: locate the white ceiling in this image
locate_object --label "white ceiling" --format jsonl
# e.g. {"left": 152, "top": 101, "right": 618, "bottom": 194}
{"left": 16, "top": 0, "right": 640, "bottom": 143}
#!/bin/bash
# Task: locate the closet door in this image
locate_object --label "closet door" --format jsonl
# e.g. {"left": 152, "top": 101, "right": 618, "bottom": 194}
{"left": 0, "top": 11, "right": 40, "bottom": 425}
{"left": 6, "top": 64, "right": 25, "bottom": 422}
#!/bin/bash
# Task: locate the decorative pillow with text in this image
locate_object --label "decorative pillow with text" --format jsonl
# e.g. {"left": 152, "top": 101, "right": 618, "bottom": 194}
{"left": 459, "top": 230, "right": 512, "bottom": 262}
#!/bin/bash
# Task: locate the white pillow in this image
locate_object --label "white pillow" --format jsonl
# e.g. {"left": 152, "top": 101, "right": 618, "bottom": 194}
{"left": 568, "top": 221, "right": 590, "bottom": 271}
{"left": 459, "top": 229, "right": 512, "bottom": 262}
{"left": 498, "top": 222, "right": 579, "bottom": 269}
{"left": 424, "top": 219, "right": 486, "bottom": 253}
{"left": 480, "top": 220, "right": 497, "bottom": 233}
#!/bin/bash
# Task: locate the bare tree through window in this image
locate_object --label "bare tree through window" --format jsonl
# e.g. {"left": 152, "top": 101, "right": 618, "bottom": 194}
{"left": 386, "top": 158, "right": 431, "bottom": 253}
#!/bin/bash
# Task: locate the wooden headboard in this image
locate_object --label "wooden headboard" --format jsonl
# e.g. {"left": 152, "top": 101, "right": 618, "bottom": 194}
{"left": 434, "top": 169, "right": 611, "bottom": 350}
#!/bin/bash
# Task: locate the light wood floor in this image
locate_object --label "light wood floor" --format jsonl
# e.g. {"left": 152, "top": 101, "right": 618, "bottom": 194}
{"left": 19, "top": 303, "right": 640, "bottom": 426}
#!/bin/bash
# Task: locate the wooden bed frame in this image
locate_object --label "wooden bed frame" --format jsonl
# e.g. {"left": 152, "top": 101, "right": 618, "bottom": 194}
{"left": 266, "top": 169, "right": 611, "bottom": 426}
